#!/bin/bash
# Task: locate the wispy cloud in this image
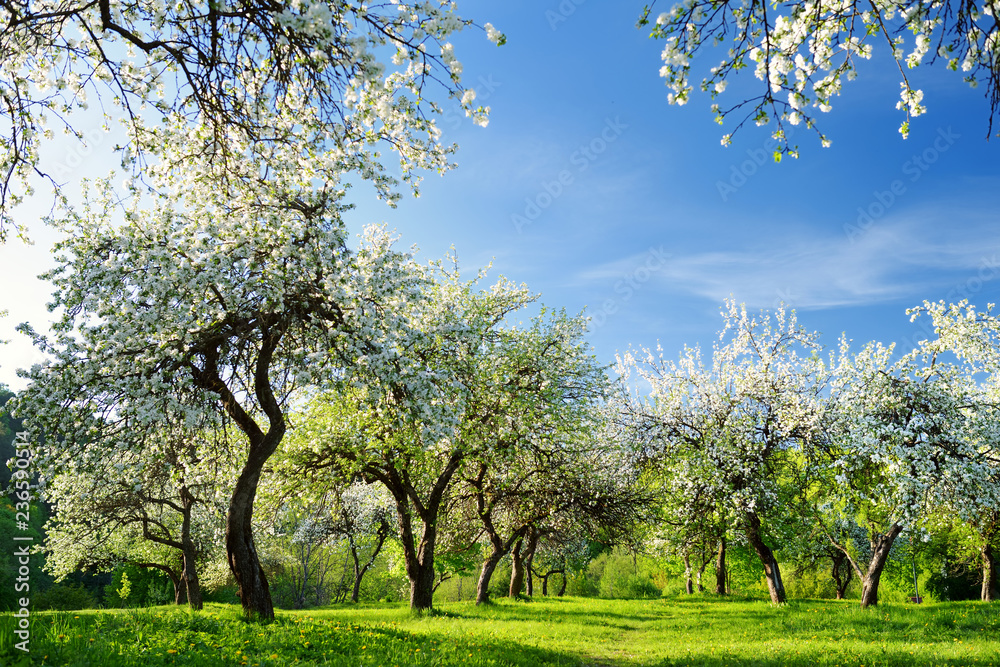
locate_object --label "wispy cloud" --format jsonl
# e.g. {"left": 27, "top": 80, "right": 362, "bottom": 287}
{"left": 579, "top": 214, "right": 1000, "bottom": 310}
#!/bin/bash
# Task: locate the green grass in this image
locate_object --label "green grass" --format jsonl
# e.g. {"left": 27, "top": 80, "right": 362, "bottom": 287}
{"left": 1, "top": 596, "right": 999, "bottom": 666}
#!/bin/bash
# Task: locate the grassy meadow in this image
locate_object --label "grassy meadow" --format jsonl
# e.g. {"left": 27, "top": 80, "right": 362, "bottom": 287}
{"left": 1, "top": 596, "right": 999, "bottom": 666}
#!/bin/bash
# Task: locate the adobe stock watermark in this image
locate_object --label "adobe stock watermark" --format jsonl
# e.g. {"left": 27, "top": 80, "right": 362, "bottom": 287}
{"left": 50, "top": 126, "right": 109, "bottom": 181}
{"left": 545, "top": 0, "right": 586, "bottom": 30}
{"left": 844, "top": 127, "right": 960, "bottom": 244}
{"left": 511, "top": 117, "right": 628, "bottom": 234}
{"left": 890, "top": 254, "right": 1000, "bottom": 361}
{"left": 10, "top": 431, "right": 33, "bottom": 653}
{"left": 441, "top": 74, "right": 502, "bottom": 131}
{"left": 946, "top": 254, "right": 1000, "bottom": 304}
{"left": 772, "top": 287, "right": 799, "bottom": 310}
{"left": 589, "top": 246, "right": 671, "bottom": 330}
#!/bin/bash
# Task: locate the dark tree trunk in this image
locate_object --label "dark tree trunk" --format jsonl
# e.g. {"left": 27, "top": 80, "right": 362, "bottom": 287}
{"left": 524, "top": 530, "right": 538, "bottom": 597}
{"left": 536, "top": 568, "right": 562, "bottom": 597}
{"left": 558, "top": 572, "right": 567, "bottom": 596}
{"left": 476, "top": 552, "right": 503, "bottom": 605}
{"left": 227, "top": 449, "right": 276, "bottom": 620}
{"left": 179, "top": 488, "right": 203, "bottom": 610}
{"left": 715, "top": 537, "right": 727, "bottom": 595}
{"left": 409, "top": 555, "right": 436, "bottom": 610}
{"left": 399, "top": 511, "right": 438, "bottom": 611}
{"left": 981, "top": 542, "right": 998, "bottom": 602}
{"left": 393, "top": 484, "right": 442, "bottom": 612}
{"left": 744, "top": 511, "right": 786, "bottom": 604}
{"left": 509, "top": 538, "right": 526, "bottom": 598}
{"left": 382, "top": 451, "right": 462, "bottom": 613}
{"left": 350, "top": 536, "right": 363, "bottom": 604}
{"left": 350, "top": 522, "right": 390, "bottom": 604}
{"left": 509, "top": 530, "right": 539, "bottom": 598}
{"left": 859, "top": 523, "right": 903, "bottom": 608}
{"left": 195, "top": 332, "right": 286, "bottom": 621}
{"left": 831, "top": 551, "right": 852, "bottom": 600}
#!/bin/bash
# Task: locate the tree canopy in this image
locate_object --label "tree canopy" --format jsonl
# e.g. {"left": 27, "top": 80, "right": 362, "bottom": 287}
{"left": 640, "top": 0, "right": 1000, "bottom": 152}
{"left": 0, "top": 0, "right": 502, "bottom": 241}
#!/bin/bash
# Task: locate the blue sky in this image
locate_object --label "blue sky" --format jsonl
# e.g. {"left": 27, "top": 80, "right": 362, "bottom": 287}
{"left": 2, "top": 1, "right": 999, "bottom": 389}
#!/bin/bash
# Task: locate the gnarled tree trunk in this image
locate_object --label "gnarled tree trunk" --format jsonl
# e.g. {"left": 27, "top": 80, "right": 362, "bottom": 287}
{"left": 745, "top": 511, "right": 786, "bottom": 604}
{"left": 386, "top": 452, "right": 462, "bottom": 613}
{"left": 859, "top": 523, "right": 903, "bottom": 608}
{"left": 509, "top": 538, "right": 526, "bottom": 598}
{"left": 831, "top": 551, "right": 852, "bottom": 600}
{"left": 179, "top": 487, "right": 203, "bottom": 610}
{"left": 524, "top": 530, "right": 538, "bottom": 597}
{"left": 398, "top": 502, "right": 438, "bottom": 612}
{"left": 476, "top": 551, "right": 504, "bottom": 605}
{"left": 227, "top": 452, "right": 275, "bottom": 620}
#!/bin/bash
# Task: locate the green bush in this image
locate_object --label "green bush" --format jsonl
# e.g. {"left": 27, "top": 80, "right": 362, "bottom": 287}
{"left": 592, "top": 551, "right": 662, "bottom": 599}
{"left": 103, "top": 564, "right": 174, "bottom": 608}
{"left": 31, "top": 582, "right": 98, "bottom": 611}
{"left": 783, "top": 565, "right": 842, "bottom": 600}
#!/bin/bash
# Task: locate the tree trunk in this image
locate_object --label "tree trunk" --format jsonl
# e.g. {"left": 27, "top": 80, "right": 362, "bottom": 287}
{"left": 696, "top": 556, "right": 709, "bottom": 593}
{"left": 350, "top": 525, "right": 393, "bottom": 604}
{"left": 476, "top": 551, "right": 503, "bottom": 605}
{"left": 558, "top": 572, "right": 567, "bottom": 596}
{"left": 509, "top": 538, "right": 526, "bottom": 597}
{"left": 181, "top": 545, "right": 203, "bottom": 610}
{"left": 744, "top": 511, "right": 786, "bottom": 604}
{"left": 509, "top": 529, "right": 539, "bottom": 598}
{"left": 715, "top": 537, "right": 727, "bottom": 595}
{"left": 540, "top": 572, "right": 549, "bottom": 596}
{"left": 227, "top": 451, "right": 275, "bottom": 620}
{"left": 524, "top": 530, "right": 538, "bottom": 597}
{"left": 832, "top": 551, "right": 852, "bottom": 600}
{"left": 401, "top": 518, "right": 438, "bottom": 611}
{"left": 350, "top": 536, "right": 363, "bottom": 604}
{"left": 981, "top": 542, "right": 998, "bottom": 602}
{"left": 683, "top": 553, "right": 694, "bottom": 595}
{"left": 180, "top": 488, "right": 203, "bottom": 610}
{"left": 410, "top": 556, "right": 436, "bottom": 610}
{"left": 396, "top": 499, "right": 439, "bottom": 612}
{"left": 859, "top": 523, "right": 903, "bottom": 608}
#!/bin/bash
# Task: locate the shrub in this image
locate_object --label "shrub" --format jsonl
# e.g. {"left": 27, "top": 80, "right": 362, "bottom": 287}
{"left": 31, "top": 583, "right": 98, "bottom": 611}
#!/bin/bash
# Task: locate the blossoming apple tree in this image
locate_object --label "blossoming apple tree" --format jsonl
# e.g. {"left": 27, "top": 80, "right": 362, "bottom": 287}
{"left": 640, "top": 0, "right": 1000, "bottom": 151}
{"left": 618, "top": 301, "right": 827, "bottom": 604}
{"left": 284, "top": 261, "right": 621, "bottom": 611}
{"left": 39, "top": 417, "right": 234, "bottom": 609}
{"left": 0, "top": 0, "right": 503, "bottom": 241}
{"left": 907, "top": 300, "right": 1000, "bottom": 601}
{"left": 818, "top": 333, "right": 994, "bottom": 607}
{"left": 13, "top": 127, "right": 444, "bottom": 619}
